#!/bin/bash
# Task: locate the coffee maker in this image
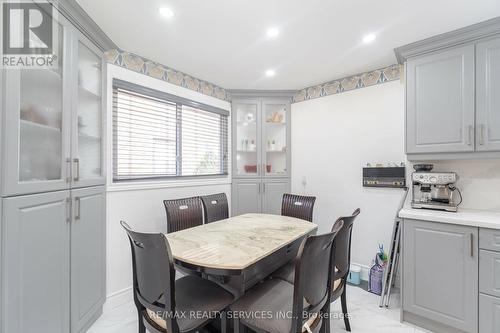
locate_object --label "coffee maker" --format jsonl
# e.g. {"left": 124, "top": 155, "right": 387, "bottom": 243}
{"left": 411, "top": 164, "right": 460, "bottom": 212}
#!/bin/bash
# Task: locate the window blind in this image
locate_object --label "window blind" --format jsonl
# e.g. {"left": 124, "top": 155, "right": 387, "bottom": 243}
{"left": 112, "top": 80, "right": 228, "bottom": 181}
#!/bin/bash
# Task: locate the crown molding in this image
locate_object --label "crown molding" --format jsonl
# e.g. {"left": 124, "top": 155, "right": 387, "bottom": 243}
{"left": 394, "top": 16, "right": 500, "bottom": 64}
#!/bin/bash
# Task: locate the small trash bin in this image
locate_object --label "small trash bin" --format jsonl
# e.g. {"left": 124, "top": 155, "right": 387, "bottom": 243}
{"left": 347, "top": 264, "right": 361, "bottom": 285}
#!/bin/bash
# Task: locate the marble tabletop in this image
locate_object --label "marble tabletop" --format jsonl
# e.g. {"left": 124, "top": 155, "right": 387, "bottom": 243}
{"left": 164, "top": 213, "right": 317, "bottom": 270}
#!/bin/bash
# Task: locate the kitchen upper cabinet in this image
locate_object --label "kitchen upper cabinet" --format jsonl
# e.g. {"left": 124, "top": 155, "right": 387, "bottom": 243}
{"left": 232, "top": 97, "right": 290, "bottom": 179}
{"left": 2, "top": 191, "right": 71, "bottom": 333}
{"left": 1, "top": 21, "right": 105, "bottom": 197}
{"left": 406, "top": 44, "right": 475, "bottom": 154}
{"left": 476, "top": 37, "right": 500, "bottom": 152}
{"left": 403, "top": 219, "right": 478, "bottom": 333}
{"left": 71, "top": 32, "right": 105, "bottom": 188}
{"left": 2, "top": 19, "right": 71, "bottom": 196}
{"left": 70, "top": 186, "right": 105, "bottom": 332}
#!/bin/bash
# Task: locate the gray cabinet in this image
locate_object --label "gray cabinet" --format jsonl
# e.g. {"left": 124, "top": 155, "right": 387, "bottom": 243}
{"left": 403, "top": 219, "right": 478, "bottom": 333}
{"left": 476, "top": 37, "right": 500, "bottom": 152}
{"left": 232, "top": 180, "right": 261, "bottom": 215}
{"left": 480, "top": 294, "right": 500, "bottom": 333}
{"left": 406, "top": 44, "right": 475, "bottom": 154}
{"left": 479, "top": 250, "right": 500, "bottom": 298}
{"left": 1, "top": 17, "right": 105, "bottom": 197}
{"left": 262, "top": 181, "right": 290, "bottom": 215}
{"left": 2, "top": 191, "right": 71, "bottom": 333}
{"left": 70, "top": 186, "right": 105, "bottom": 332}
{"left": 232, "top": 95, "right": 291, "bottom": 216}
{"left": 232, "top": 179, "right": 291, "bottom": 216}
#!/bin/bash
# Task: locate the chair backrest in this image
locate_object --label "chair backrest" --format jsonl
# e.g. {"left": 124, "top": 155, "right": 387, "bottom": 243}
{"left": 200, "top": 193, "right": 229, "bottom": 223}
{"left": 120, "top": 221, "right": 178, "bottom": 331}
{"left": 332, "top": 208, "right": 361, "bottom": 280}
{"left": 291, "top": 221, "right": 343, "bottom": 332}
{"left": 281, "top": 193, "right": 316, "bottom": 222}
{"left": 163, "top": 197, "right": 203, "bottom": 233}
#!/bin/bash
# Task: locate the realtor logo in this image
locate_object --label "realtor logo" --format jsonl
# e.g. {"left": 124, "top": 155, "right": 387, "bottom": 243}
{"left": 1, "top": 0, "right": 59, "bottom": 68}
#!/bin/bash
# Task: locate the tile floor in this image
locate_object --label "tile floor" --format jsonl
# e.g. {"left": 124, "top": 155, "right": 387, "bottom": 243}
{"left": 88, "top": 286, "right": 431, "bottom": 333}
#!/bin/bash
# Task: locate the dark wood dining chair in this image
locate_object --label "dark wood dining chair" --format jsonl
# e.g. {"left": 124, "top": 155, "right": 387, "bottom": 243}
{"left": 281, "top": 193, "right": 317, "bottom": 222}
{"left": 163, "top": 197, "right": 203, "bottom": 233}
{"left": 201, "top": 193, "right": 229, "bottom": 223}
{"left": 230, "top": 221, "right": 344, "bottom": 333}
{"left": 271, "top": 208, "right": 361, "bottom": 332}
{"left": 120, "top": 221, "right": 234, "bottom": 333}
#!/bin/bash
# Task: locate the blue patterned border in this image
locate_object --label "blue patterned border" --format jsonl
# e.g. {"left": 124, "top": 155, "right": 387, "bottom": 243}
{"left": 105, "top": 49, "right": 231, "bottom": 102}
{"left": 292, "top": 64, "right": 402, "bottom": 103}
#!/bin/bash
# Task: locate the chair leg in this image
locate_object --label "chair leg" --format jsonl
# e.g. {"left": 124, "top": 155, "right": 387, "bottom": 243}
{"left": 138, "top": 311, "right": 146, "bottom": 333}
{"left": 234, "top": 316, "right": 246, "bottom": 333}
{"left": 221, "top": 311, "right": 227, "bottom": 333}
{"left": 341, "top": 289, "right": 351, "bottom": 332}
{"left": 321, "top": 302, "right": 331, "bottom": 333}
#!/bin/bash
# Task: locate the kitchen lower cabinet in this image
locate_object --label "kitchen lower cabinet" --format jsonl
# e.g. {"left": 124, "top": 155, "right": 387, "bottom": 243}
{"left": 1, "top": 188, "right": 105, "bottom": 333}
{"left": 402, "top": 219, "right": 478, "bottom": 333}
{"left": 232, "top": 179, "right": 290, "bottom": 216}
{"left": 480, "top": 292, "right": 500, "bottom": 333}
{"left": 2, "top": 191, "right": 71, "bottom": 333}
{"left": 70, "top": 186, "right": 105, "bottom": 332}
{"left": 262, "top": 180, "right": 289, "bottom": 215}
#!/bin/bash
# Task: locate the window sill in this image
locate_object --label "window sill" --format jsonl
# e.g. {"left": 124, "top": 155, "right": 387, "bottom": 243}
{"left": 106, "top": 176, "right": 232, "bottom": 192}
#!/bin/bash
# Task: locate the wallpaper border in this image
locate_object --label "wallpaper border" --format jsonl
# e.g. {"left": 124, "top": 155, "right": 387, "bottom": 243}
{"left": 105, "top": 49, "right": 231, "bottom": 102}
{"left": 292, "top": 64, "right": 402, "bottom": 103}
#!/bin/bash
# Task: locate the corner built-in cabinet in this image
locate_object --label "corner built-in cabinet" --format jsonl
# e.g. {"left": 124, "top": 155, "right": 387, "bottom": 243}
{"left": 232, "top": 96, "right": 291, "bottom": 215}
{"left": 0, "top": 2, "right": 112, "bottom": 332}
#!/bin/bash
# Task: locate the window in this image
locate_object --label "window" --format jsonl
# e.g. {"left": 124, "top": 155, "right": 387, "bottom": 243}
{"left": 112, "top": 79, "right": 228, "bottom": 181}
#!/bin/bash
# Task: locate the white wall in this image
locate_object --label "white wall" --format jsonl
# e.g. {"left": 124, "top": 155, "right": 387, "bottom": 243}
{"left": 291, "top": 81, "right": 406, "bottom": 278}
{"left": 104, "top": 64, "right": 231, "bottom": 309}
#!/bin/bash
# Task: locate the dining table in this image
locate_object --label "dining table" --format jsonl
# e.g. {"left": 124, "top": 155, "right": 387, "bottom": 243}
{"left": 165, "top": 213, "right": 318, "bottom": 298}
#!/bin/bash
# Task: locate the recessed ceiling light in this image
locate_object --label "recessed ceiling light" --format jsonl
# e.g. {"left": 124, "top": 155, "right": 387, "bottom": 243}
{"left": 362, "top": 33, "right": 376, "bottom": 44}
{"left": 159, "top": 7, "right": 174, "bottom": 19}
{"left": 265, "top": 69, "right": 276, "bottom": 77}
{"left": 266, "top": 27, "right": 280, "bottom": 38}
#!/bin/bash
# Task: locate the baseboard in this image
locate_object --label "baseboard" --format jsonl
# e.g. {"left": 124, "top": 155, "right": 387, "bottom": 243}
{"left": 103, "top": 286, "right": 133, "bottom": 313}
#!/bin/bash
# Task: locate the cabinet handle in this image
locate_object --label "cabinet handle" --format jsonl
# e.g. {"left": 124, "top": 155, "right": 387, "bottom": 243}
{"left": 467, "top": 125, "right": 473, "bottom": 146}
{"left": 73, "top": 158, "right": 80, "bottom": 181}
{"left": 258, "top": 183, "right": 261, "bottom": 194}
{"left": 66, "top": 197, "right": 72, "bottom": 223}
{"left": 66, "top": 158, "right": 72, "bottom": 183}
{"left": 470, "top": 233, "right": 474, "bottom": 257}
{"left": 263, "top": 163, "right": 266, "bottom": 174}
{"left": 75, "top": 197, "right": 81, "bottom": 220}
{"left": 479, "top": 124, "right": 485, "bottom": 146}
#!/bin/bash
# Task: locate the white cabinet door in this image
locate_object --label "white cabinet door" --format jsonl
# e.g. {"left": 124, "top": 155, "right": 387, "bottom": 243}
{"left": 70, "top": 186, "right": 105, "bottom": 332}
{"left": 262, "top": 181, "right": 290, "bottom": 215}
{"left": 406, "top": 44, "right": 475, "bottom": 154}
{"left": 262, "top": 99, "right": 291, "bottom": 178}
{"left": 71, "top": 31, "right": 105, "bottom": 188}
{"left": 476, "top": 37, "right": 500, "bottom": 152}
{"left": 2, "top": 19, "right": 72, "bottom": 196}
{"left": 2, "top": 191, "right": 70, "bottom": 333}
{"left": 232, "top": 180, "right": 261, "bottom": 215}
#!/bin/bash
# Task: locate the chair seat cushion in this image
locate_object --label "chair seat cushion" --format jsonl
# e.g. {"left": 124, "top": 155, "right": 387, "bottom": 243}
{"left": 230, "top": 279, "right": 321, "bottom": 333}
{"left": 146, "top": 275, "right": 234, "bottom": 332}
{"left": 272, "top": 262, "right": 342, "bottom": 291}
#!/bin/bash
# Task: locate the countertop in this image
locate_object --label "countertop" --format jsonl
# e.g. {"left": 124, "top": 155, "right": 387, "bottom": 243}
{"left": 165, "top": 213, "right": 317, "bottom": 270}
{"left": 399, "top": 206, "right": 500, "bottom": 229}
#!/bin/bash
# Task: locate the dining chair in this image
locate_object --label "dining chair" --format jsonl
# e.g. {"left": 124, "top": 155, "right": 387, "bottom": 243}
{"left": 281, "top": 193, "right": 317, "bottom": 222}
{"left": 271, "top": 208, "right": 361, "bottom": 332}
{"left": 230, "top": 221, "right": 344, "bottom": 333}
{"left": 163, "top": 197, "right": 203, "bottom": 233}
{"left": 120, "top": 221, "right": 234, "bottom": 333}
{"left": 201, "top": 193, "right": 229, "bottom": 223}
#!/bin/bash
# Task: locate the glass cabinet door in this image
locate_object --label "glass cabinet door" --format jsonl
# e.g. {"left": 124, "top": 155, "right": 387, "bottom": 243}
{"left": 72, "top": 34, "right": 104, "bottom": 187}
{"left": 234, "top": 101, "right": 261, "bottom": 177}
{"left": 3, "top": 20, "right": 70, "bottom": 196}
{"left": 263, "top": 101, "right": 289, "bottom": 177}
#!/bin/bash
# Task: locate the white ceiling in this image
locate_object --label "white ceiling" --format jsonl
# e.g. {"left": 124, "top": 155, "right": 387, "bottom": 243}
{"left": 78, "top": 0, "right": 500, "bottom": 90}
